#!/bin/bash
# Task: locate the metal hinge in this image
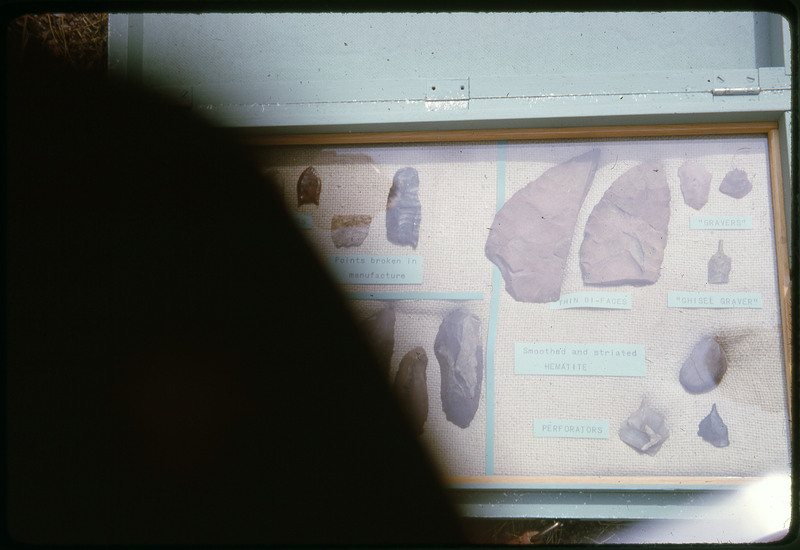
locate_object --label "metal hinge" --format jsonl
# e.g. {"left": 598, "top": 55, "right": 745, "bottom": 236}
{"left": 710, "top": 72, "right": 760, "bottom": 96}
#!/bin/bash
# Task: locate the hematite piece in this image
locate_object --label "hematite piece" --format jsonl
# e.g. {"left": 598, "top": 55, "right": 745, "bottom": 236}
{"left": 619, "top": 399, "right": 669, "bottom": 456}
{"left": 719, "top": 169, "right": 752, "bottom": 199}
{"left": 393, "top": 347, "right": 429, "bottom": 435}
{"left": 386, "top": 167, "right": 421, "bottom": 248}
{"left": 331, "top": 215, "right": 372, "bottom": 248}
{"left": 698, "top": 403, "right": 730, "bottom": 447}
{"left": 485, "top": 150, "right": 600, "bottom": 303}
{"left": 708, "top": 240, "right": 731, "bottom": 284}
{"left": 580, "top": 162, "right": 670, "bottom": 286}
{"left": 678, "top": 162, "right": 712, "bottom": 210}
{"left": 679, "top": 336, "right": 728, "bottom": 394}
{"left": 435, "top": 309, "right": 483, "bottom": 429}
{"left": 359, "top": 304, "right": 395, "bottom": 374}
{"left": 296, "top": 166, "right": 321, "bottom": 206}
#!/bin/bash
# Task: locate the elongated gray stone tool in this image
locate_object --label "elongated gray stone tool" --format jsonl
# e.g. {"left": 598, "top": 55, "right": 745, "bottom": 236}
{"left": 435, "top": 309, "right": 483, "bottom": 428}
{"left": 359, "top": 304, "right": 396, "bottom": 374}
{"left": 393, "top": 347, "right": 429, "bottom": 435}
{"left": 679, "top": 335, "right": 728, "bottom": 394}
{"left": 386, "top": 167, "right": 421, "bottom": 248}
{"left": 719, "top": 169, "right": 752, "bottom": 199}
{"left": 678, "top": 161, "right": 711, "bottom": 210}
{"left": 580, "top": 162, "right": 670, "bottom": 286}
{"left": 698, "top": 403, "right": 729, "bottom": 447}
{"left": 485, "top": 149, "right": 600, "bottom": 303}
{"left": 619, "top": 399, "right": 669, "bottom": 456}
{"left": 708, "top": 240, "right": 731, "bottom": 284}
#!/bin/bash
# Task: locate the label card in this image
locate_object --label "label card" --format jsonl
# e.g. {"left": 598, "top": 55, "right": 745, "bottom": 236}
{"left": 668, "top": 291, "right": 763, "bottom": 309}
{"left": 294, "top": 214, "right": 313, "bottom": 229}
{"left": 534, "top": 419, "right": 610, "bottom": 439}
{"left": 327, "top": 255, "right": 423, "bottom": 284}
{"left": 690, "top": 215, "right": 753, "bottom": 230}
{"left": 550, "top": 292, "right": 632, "bottom": 310}
{"left": 514, "top": 343, "right": 646, "bottom": 376}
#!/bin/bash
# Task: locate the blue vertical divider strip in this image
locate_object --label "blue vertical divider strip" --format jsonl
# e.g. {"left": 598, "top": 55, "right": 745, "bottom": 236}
{"left": 485, "top": 141, "right": 506, "bottom": 476}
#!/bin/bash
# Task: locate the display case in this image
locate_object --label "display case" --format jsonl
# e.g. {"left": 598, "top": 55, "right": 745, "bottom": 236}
{"left": 247, "top": 122, "right": 791, "bottom": 492}
{"left": 108, "top": 12, "right": 793, "bottom": 524}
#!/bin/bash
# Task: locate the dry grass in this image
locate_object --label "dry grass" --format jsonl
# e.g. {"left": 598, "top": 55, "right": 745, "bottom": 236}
{"left": 464, "top": 517, "right": 634, "bottom": 545}
{"left": 7, "top": 13, "right": 108, "bottom": 72}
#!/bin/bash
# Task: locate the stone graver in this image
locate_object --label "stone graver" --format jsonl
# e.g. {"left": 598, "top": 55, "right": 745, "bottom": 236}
{"left": 678, "top": 161, "right": 712, "bottom": 210}
{"left": 698, "top": 403, "right": 730, "bottom": 447}
{"left": 619, "top": 399, "right": 669, "bottom": 456}
{"left": 679, "top": 335, "right": 728, "bottom": 394}
{"left": 331, "top": 215, "right": 372, "bottom": 248}
{"left": 359, "top": 304, "right": 395, "bottom": 374}
{"left": 393, "top": 347, "right": 429, "bottom": 435}
{"left": 485, "top": 149, "right": 601, "bottom": 303}
{"left": 386, "top": 167, "right": 421, "bottom": 248}
{"left": 719, "top": 169, "right": 752, "bottom": 199}
{"left": 580, "top": 162, "right": 670, "bottom": 286}
{"left": 708, "top": 240, "right": 731, "bottom": 284}
{"left": 296, "top": 166, "right": 321, "bottom": 206}
{"left": 435, "top": 309, "right": 483, "bottom": 429}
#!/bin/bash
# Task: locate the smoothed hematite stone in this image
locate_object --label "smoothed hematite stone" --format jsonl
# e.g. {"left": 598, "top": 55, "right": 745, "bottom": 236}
{"left": 435, "top": 309, "right": 483, "bottom": 429}
{"left": 580, "top": 162, "right": 670, "bottom": 286}
{"left": 331, "top": 215, "right": 372, "bottom": 248}
{"left": 296, "top": 166, "right": 321, "bottom": 206}
{"left": 698, "top": 403, "right": 730, "bottom": 447}
{"left": 708, "top": 240, "right": 731, "bottom": 284}
{"left": 719, "top": 169, "right": 752, "bottom": 199}
{"left": 393, "top": 347, "right": 429, "bottom": 435}
{"left": 619, "top": 399, "right": 669, "bottom": 456}
{"left": 485, "top": 149, "right": 600, "bottom": 303}
{"left": 679, "top": 335, "right": 728, "bottom": 394}
{"left": 359, "top": 304, "right": 395, "bottom": 374}
{"left": 678, "top": 161, "right": 712, "bottom": 210}
{"left": 386, "top": 167, "right": 421, "bottom": 249}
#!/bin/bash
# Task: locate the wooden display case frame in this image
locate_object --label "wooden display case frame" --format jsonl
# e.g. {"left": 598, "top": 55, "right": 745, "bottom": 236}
{"left": 246, "top": 122, "right": 791, "bottom": 490}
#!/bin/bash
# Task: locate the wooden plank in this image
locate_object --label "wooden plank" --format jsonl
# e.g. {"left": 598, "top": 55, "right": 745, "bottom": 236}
{"left": 444, "top": 475, "right": 759, "bottom": 486}
{"left": 768, "top": 128, "right": 793, "bottom": 422}
{"left": 243, "top": 122, "right": 779, "bottom": 146}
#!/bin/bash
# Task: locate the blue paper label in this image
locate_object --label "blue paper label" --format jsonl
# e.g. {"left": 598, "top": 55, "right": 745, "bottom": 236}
{"left": 514, "top": 343, "right": 646, "bottom": 376}
{"left": 550, "top": 292, "right": 632, "bottom": 310}
{"left": 534, "top": 419, "right": 609, "bottom": 439}
{"left": 327, "top": 255, "right": 423, "bottom": 284}
{"left": 667, "top": 291, "right": 762, "bottom": 309}
{"left": 690, "top": 216, "right": 752, "bottom": 230}
{"left": 294, "top": 214, "right": 313, "bottom": 229}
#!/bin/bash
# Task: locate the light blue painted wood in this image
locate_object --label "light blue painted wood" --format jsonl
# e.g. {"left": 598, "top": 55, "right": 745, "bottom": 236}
{"left": 105, "top": 11, "right": 794, "bottom": 520}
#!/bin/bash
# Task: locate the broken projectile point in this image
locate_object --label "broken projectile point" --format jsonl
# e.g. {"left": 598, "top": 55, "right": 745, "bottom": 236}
{"left": 679, "top": 336, "right": 728, "bottom": 394}
{"left": 386, "top": 167, "right": 421, "bottom": 248}
{"left": 435, "top": 309, "right": 483, "bottom": 429}
{"left": 485, "top": 149, "right": 600, "bottom": 302}
{"left": 359, "top": 304, "right": 396, "bottom": 374}
{"left": 331, "top": 215, "right": 372, "bottom": 248}
{"left": 678, "top": 162, "right": 712, "bottom": 210}
{"left": 719, "top": 169, "right": 752, "bottom": 199}
{"left": 708, "top": 240, "right": 731, "bottom": 284}
{"left": 619, "top": 399, "right": 669, "bottom": 456}
{"left": 393, "top": 347, "right": 429, "bottom": 435}
{"left": 698, "top": 403, "right": 730, "bottom": 447}
{"left": 580, "top": 162, "right": 671, "bottom": 286}
{"left": 297, "top": 167, "right": 321, "bottom": 206}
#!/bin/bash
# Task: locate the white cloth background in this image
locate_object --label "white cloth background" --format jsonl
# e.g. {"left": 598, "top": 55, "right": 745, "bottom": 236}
{"left": 256, "top": 134, "right": 790, "bottom": 479}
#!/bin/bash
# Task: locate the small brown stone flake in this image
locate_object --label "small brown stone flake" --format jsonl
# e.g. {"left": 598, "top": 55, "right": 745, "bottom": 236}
{"left": 331, "top": 215, "right": 372, "bottom": 248}
{"left": 296, "top": 167, "right": 321, "bottom": 206}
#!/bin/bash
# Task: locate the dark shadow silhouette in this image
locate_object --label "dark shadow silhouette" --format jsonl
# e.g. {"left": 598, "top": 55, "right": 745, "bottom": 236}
{"left": 5, "top": 42, "right": 465, "bottom": 545}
